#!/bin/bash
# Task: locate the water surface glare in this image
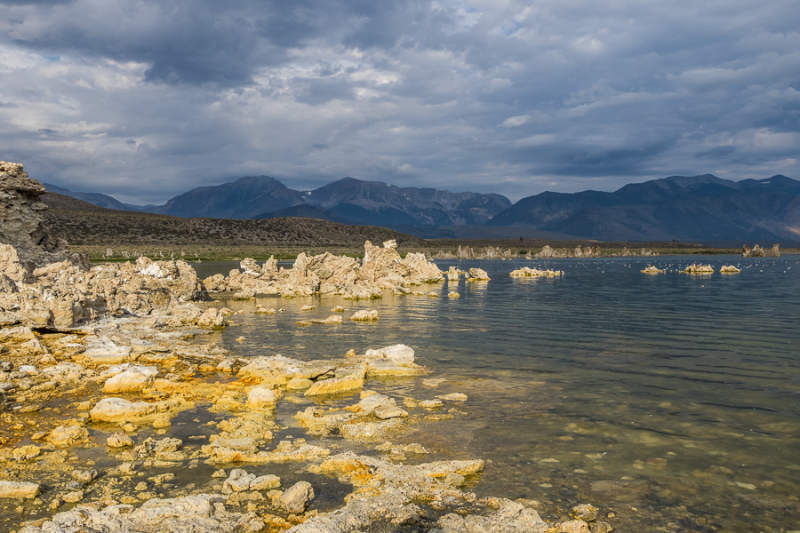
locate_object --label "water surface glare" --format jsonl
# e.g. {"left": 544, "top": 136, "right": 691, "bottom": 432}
{"left": 204, "top": 255, "right": 800, "bottom": 532}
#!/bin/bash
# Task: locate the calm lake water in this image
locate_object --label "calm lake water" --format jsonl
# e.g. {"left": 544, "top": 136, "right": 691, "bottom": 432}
{"left": 198, "top": 255, "right": 800, "bottom": 533}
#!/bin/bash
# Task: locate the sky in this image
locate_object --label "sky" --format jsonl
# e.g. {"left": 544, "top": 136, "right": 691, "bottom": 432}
{"left": 1, "top": 0, "right": 799, "bottom": 205}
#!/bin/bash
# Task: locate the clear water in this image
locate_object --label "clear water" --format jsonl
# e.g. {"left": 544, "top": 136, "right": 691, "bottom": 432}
{"left": 202, "top": 255, "right": 800, "bottom": 532}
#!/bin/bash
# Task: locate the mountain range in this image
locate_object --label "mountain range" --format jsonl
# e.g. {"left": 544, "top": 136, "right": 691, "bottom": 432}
{"left": 44, "top": 173, "right": 800, "bottom": 242}
{"left": 487, "top": 174, "right": 800, "bottom": 241}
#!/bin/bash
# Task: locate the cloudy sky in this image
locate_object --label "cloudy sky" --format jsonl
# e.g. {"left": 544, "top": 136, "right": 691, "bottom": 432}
{"left": 1, "top": 0, "right": 798, "bottom": 204}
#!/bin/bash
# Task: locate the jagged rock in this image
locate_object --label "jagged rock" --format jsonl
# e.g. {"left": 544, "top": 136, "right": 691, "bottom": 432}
{"left": 223, "top": 469, "right": 256, "bottom": 493}
{"left": 721, "top": 265, "right": 741, "bottom": 273}
{"left": 742, "top": 244, "right": 780, "bottom": 257}
{"left": 684, "top": 263, "right": 714, "bottom": 274}
{"left": 0, "top": 161, "right": 85, "bottom": 271}
{"left": 467, "top": 268, "right": 490, "bottom": 281}
{"left": 219, "top": 240, "right": 443, "bottom": 300}
{"left": 107, "top": 432, "right": 135, "bottom": 448}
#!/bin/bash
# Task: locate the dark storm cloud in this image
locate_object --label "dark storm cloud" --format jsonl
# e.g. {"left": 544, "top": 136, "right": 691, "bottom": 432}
{"left": 0, "top": 0, "right": 798, "bottom": 203}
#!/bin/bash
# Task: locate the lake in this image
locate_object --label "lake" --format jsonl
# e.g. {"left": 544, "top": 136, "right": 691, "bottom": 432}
{"left": 198, "top": 254, "right": 800, "bottom": 532}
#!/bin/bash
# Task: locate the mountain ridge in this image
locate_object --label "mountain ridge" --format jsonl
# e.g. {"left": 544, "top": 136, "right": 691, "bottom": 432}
{"left": 42, "top": 173, "right": 800, "bottom": 242}
{"left": 487, "top": 174, "right": 800, "bottom": 241}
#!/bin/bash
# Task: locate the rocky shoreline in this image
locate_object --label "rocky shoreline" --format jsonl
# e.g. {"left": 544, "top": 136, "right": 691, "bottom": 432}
{"left": 1, "top": 162, "right": 610, "bottom": 533}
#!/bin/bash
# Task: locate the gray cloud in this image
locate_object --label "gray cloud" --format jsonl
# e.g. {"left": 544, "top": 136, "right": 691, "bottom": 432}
{"left": 0, "top": 0, "right": 798, "bottom": 204}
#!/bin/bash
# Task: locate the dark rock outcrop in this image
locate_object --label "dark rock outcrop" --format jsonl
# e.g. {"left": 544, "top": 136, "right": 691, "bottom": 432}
{"left": 0, "top": 161, "right": 86, "bottom": 273}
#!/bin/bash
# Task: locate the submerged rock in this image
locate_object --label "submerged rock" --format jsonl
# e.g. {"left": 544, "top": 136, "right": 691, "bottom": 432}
{"left": 350, "top": 309, "right": 379, "bottom": 321}
{"left": 435, "top": 499, "right": 548, "bottom": 533}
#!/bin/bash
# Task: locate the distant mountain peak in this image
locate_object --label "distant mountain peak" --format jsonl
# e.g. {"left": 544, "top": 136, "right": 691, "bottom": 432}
{"left": 487, "top": 173, "right": 800, "bottom": 241}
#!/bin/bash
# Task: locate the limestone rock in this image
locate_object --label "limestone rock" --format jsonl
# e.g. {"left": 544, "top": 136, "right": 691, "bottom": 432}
{"left": 555, "top": 519, "right": 592, "bottom": 533}
{"left": 305, "top": 371, "right": 365, "bottom": 397}
{"left": 570, "top": 503, "right": 599, "bottom": 522}
{"left": 0, "top": 161, "right": 84, "bottom": 271}
{"left": 350, "top": 309, "right": 379, "bottom": 322}
{"left": 467, "top": 268, "right": 490, "bottom": 281}
{"left": 103, "top": 365, "right": 159, "bottom": 393}
{"left": 0, "top": 481, "right": 41, "bottom": 499}
{"left": 436, "top": 499, "right": 548, "bottom": 533}
{"left": 279, "top": 481, "right": 314, "bottom": 513}
{"left": 223, "top": 469, "right": 256, "bottom": 493}
{"left": 684, "top": 263, "right": 714, "bottom": 274}
{"left": 437, "top": 393, "right": 468, "bottom": 402}
{"left": 246, "top": 385, "right": 280, "bottom": 408}
{"left": 47, "top": 424, "right": 89, "bottom": 447}
{"left": 107, "top": 432, "right": 135, "bottom": 448}
{"left": 365, "top": 344, "right": 415, "bottom": 366}
{"left": 250, "top": 474, "right": 281, "bottom": 491}
{"left": 510, "top": 267, "right": 564, "bottom": 277}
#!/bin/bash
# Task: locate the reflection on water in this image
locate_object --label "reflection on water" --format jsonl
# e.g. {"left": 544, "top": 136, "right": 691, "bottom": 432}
{"left": 202, "top": 255, "right": 800, "bottom": 532}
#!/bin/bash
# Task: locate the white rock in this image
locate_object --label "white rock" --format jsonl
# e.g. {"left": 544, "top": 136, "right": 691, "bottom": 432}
{"left": 246, "top": 386, "right": 279, "bottom": 408}
{"left": 279, "top": 481, "right": 314, "bottom": 513}
{"left": 250, "top": 474, "right": 281, "bottom": 491}
{"left": 223, "top": 469, "right": 255, "bottom": 492}
{"left": 103, "top": 365, "right": 158, "bottom": 393}
{"left": 0, "top": 481, "right": 41, "bottom": 499}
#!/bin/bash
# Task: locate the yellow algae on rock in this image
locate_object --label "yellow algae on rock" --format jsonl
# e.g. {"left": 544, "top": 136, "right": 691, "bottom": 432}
{"left": 305, "top": 371, "right": 365, "bottom": 397}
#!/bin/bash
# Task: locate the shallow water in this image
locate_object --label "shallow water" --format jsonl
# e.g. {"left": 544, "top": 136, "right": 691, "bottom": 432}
{"left": 203, "top": 255, "right": 800, "bottom": 532}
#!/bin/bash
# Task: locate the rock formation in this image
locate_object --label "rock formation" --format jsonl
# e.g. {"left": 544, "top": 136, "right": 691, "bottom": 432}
{"left": 205, "top": 239, "right": 444, "bottom": 299}
{"left": 434, "top": 245, "right": 513, "bottom": 260}
{"left": 0, "top": 162, "right": 211, "bottom": 329}
{"left": 0, "top": 161, "right": 87, "bottom": 273}
{"left": 510, "top": 266, "right": 564, "bottom": 277}
{"left": 742, "top": 244, "right": 780, "bottom": 257}
{"left": 534, "top": 245, "right": 654, "bottom": 258}
{"left": 683, "top": 263, "right": 714, "bottom": 274}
